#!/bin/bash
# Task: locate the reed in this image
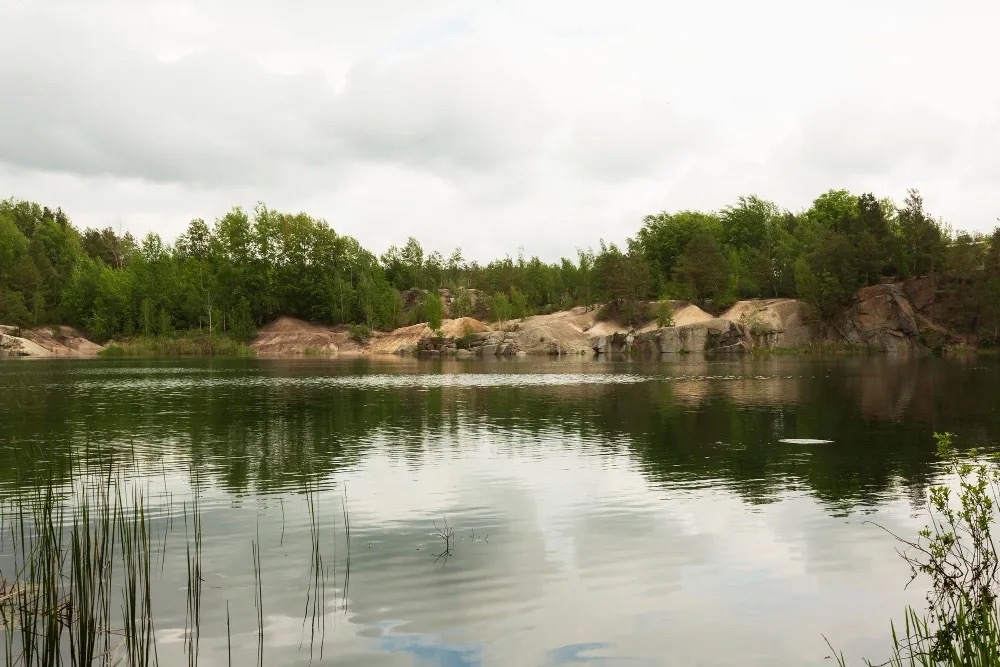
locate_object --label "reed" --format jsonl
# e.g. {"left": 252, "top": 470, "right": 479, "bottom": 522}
{"left": 0, "top": 475, "right": 354, "bottom": 666}
{"left": 251, "top": 523, "right": 263, "bottom": 667}
{"left": 117, "top": 485, "right": 156, "bottom": 667}
{"left": 99, "top": 334, "right": 253, "bottom": 358}
{"left": 301, "top": 487, "right": 327, "bottom": 660}
{"left": 183, "top": 493, "right": 202, "bottom": 667}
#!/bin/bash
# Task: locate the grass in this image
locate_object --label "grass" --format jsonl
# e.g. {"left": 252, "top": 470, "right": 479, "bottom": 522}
{"left": 300, "top": 346, "right": 336, "bottom": 357}
{"left": 99, "top": 333, "right": 254, "bottom": 358}
{"left": 0, "top": 473, "right": 351, "bottom": 666}
{"left": 827, "top": 603, "right": 1000, "bottom": 667}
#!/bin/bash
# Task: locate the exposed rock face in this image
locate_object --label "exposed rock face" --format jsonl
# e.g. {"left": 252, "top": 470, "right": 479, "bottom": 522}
{"left": 721, "top": 299, "right": 816, "bottom": 348}
{"left": 837, "top": 284, "right": 923, "bottom": 353}
{"left": 901, "top": 277, "right": 935, "bottom": 315}
{"left": 416, "top": 336, "right": 457, "bottom": 357}
{"left": 0, "top": 325, "right": 103, "bottom": 357}
{"left": 410, "top": 329, "right": 522, "bottom": 358}
{"left": 0, "top": 330, "right": 40, "bottom": 356}
{"left": 592, "top": 332, "right": 634, "bottom": 356}
{"left": 599, "top": 319, "right": 753, "bottom": 355}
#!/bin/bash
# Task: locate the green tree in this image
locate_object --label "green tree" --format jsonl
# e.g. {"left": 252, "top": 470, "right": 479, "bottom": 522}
{"left": 422, "top": 292, "right": 444, "bottom": 334}
{"left": 594, "top": 243, "right": 654, "bottom": 325}
{"left": 510, "top": 287, "right": 528, "bottom": 321}
{"left": 489, "top": 292, "right": 511, "bottom": 330}
{"left": 674, "top": 233, "right": 730, "bottom": 304}
{"left": 656, "top": 301, "right": 675, "bottom": 328}
{"left": 631, "top": 210, "right": 722, "bottom": 287}
{"left": 896, "top": 189, "right": 945, "bottom": 278}
{"left": 794, "top": 257, "right": 845, "bottom": 319}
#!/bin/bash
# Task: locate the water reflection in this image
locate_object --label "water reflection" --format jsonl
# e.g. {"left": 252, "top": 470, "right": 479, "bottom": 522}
{"left": 3, "top": 356, "right": 998, "bottom": 665}
{"left": 1, "top": 357, "right": 998, "bottom": 505}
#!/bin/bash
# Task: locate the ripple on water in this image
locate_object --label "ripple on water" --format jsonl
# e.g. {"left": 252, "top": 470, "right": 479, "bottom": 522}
{"left": 70, "top": 372, "right": 655, "bottom": 392}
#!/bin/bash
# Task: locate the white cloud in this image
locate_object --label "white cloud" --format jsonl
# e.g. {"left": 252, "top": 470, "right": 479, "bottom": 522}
{"left": 1, "top": 0, "right": 999, "bottom": 260}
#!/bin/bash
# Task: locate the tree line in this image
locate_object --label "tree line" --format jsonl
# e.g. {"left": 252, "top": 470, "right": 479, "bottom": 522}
{"left": 1, "top": 190, "right": 998, "bottom": 345}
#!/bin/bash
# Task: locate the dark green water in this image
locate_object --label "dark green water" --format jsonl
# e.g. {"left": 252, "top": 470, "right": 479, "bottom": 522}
{"left": 1, "top": 355, "right": 999, "bottom": 665}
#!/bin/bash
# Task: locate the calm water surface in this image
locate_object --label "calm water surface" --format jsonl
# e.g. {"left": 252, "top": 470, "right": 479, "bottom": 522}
{"left": 1, "top": 355, "right": 999, "bottom": 666}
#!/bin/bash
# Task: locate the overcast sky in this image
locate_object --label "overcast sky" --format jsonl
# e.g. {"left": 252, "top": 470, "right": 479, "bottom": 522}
{"left": 2, "top": 0, "right": 998, "bottom": 261}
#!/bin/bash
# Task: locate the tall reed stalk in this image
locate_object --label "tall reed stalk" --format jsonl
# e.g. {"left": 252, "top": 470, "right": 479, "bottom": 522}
{"left": 0, "top": 474, "right": 354, "bottom": 666}
{"left": 183, "top": 494, "right": 202, "bottom": 667}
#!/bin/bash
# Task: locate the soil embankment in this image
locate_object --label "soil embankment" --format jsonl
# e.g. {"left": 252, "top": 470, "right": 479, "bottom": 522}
{"left": 0, "top": 325, "right": 104, "bottom": 357}
{"left": 252, "top": 317, "right": 361, "bottom": 356}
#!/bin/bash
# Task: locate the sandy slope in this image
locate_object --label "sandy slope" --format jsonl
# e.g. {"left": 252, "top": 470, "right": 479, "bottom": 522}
{"left": 252, "top": 316, "right": 362, "bottom": 356}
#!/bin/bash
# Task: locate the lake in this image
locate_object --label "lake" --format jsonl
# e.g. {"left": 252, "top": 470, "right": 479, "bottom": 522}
{"left": 1, "top": 355, "right": 998, "bottom": 666}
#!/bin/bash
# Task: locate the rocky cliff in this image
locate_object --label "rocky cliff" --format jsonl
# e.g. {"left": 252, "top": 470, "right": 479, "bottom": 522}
{"left": 589, "top": 282, "right": 953, "bottom": 357}
{"left": 834, "top": 284, "right": 923, "bottom": 354}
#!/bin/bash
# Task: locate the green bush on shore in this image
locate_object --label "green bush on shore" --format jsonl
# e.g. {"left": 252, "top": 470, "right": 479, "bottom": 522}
{"left": 828, "top": 433, "right": 1000, "bottom": 666}
{"left": 99, "top": 334, "right": 254, "bottom": 357}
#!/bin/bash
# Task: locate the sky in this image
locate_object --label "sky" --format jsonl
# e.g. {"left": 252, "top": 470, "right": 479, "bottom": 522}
{"left": 2, "top": 0, "right": 999, "bottom": 261}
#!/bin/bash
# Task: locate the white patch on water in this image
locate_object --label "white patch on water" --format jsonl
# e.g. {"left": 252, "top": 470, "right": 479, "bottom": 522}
{"left": 778, "top": 438, "right": 834, "bottom": 445}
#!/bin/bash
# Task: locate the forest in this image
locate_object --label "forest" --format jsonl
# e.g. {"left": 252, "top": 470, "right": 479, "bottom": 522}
{"left": 1, "top": 189, "right": 998, "bottom": 346}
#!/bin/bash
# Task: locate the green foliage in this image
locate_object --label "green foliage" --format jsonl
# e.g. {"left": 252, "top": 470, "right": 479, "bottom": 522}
{"left": 631, "top": 210, "right": 723, "bottom": 285}
{"left": 228, "top": 297, "right": 256, "bottom": 342}
{"left": 675, "top": 232, "right": 730, "bottom": 304}
{"left": 489, "top": 292, "right": 511, "bottom": 329}
{"left": 349, "top": 324, "right": 371, "bottom": 344}
{"left": 754, "top": 341, "right": 875, "bottom": 356}
{"left": 795, "top": 258, "right": 847, "bottom": 319}
{"left": 456, "top": 326, "right": 480, "bottom": 350}
{"left": 451, "top": 289, "right": 475, "bottom": 318}
{"left": 830, "top": 433, "right": 1000, "bottom": 666}
{"left": 593, "top": 243, "right": 653, "bottom": 326}
{"left": 99, "top": 334, "right": 254, "bottom": 357}
{"left": 510, "top": 287, "right": 528, "bottom": 321}
{"left": 422, "top": 292, "right": 444, "bottom": 334}
{"left": 596, "top": 299, "right": 652, "bottom": 329}
{"left": 656, "top": 301, "right": 675, "bottom": 328}
{"left": 1, "top": 190, "right": 997, "bottom": 346}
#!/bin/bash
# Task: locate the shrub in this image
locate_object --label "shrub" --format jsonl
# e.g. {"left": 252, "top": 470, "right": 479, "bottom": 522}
{"left": 596, "top": 300, "right": 652, "bottom": 329}
{"left": 349, "top": 324, "right": 371, "bottom": 344}
{"left": 656, "top": 301, "right": 675, "bottom": 328}
{"left": 456, "top": 326, "right": 479, "bottom": 350}
{"left": 828, "top": 433, "right": 1000, "bottom": 666}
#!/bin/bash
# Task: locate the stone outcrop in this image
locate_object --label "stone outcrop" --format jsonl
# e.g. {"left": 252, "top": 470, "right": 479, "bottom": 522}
{"left": 0, "top": 325, "right": 103, "bottom": 357}
{"left": 721, "top": 299, "right": 816, "bottom": 348}
{"left": 594, "top": 319, "right": 753, "bottom": 356}
{"left": 836, "top": 284, "right": 923, "bottom": 353}
{"left": 409, "top": 330, "right": 525, "bottom": 358}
